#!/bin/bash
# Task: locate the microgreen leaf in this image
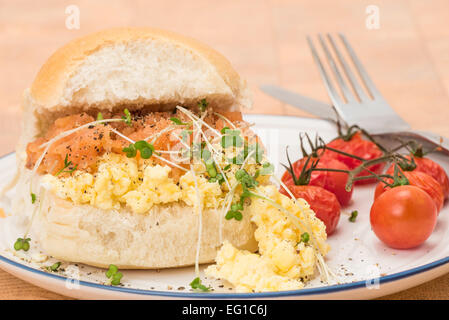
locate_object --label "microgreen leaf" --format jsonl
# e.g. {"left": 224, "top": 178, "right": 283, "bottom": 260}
{"left": 122, "top": 144, "right": 137, "bottom": 158}
{"left": 111, "top": 272, "right": 123, "bottom": 286}
{"left": 47, "top": 262, "right": 61, "bottom": 272}
{"left": 96, "top": 112, "right": 104, "bottom": 121}
{"left": 140, "top": 147, "right": 153, "bottom": 159}
{"left": 121, "top": 108, "right": 132, "bottom": 126}
{"left": 106, "top": 264, "right": 118, "bottom": 278}
{"left": 31, "top": 193, "right": 36, "bottom": 204}
{"left": 190, "top": 277, "right": 211, "bottom": 292}
{"left": 349, "top": 210, "right": 358, "bottom": 222}
{"left": 135, "top": 141, "right": 155, "bottom": 159}
{"left": 106, "top": 264, "right": 122, "bottom": 286}
{"left": 170, "top": 117, "right": 189, "bottom": 125}
{"left": 300, "top": 232, "right": 310, "bottom": 243}
{"left": 220, "top": 126, "right": 230, "bottom": 134}
{"left": 198, "top": 99, "right": 209, "bottom": 112}
{"left": 14, "top": 238, "right": 31, "bottom": 252}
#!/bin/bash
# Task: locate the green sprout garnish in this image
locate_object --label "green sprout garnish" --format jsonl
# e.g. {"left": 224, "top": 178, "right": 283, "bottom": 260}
{"left": 190, "top": 277, "right": 211, "bottom": 292}
{"left": 96, "top": 112, "right": 104, "bottom": 121}
{"left": 55, "top": 154, "right": 78, "bottom": 176}
{"left": 134, "top": 140, "right": 154, "bottom": 159}
{"left": 106, "top": 264, "right": 123, "bottom": 286}
{"left": 121, "top": 108, "right": 132, "bottom": 126}
{"left": 236, "top": 169, "right": 259, "bottom": 189}
{"left": 225, "top": 202, "right": 244, "bottom": 221}
{"left": 300, "top": 232, "right": 310, "bottom": 243}
{"left": 14, "top": 238, "right": 31, "bottom": 251}
{"left": 122, "top": 144, "right": 137, "bottom": 158}
{"left": 198, "top": 99, "right": 209, "bottom": 112}
{"left": 47, "top": 262, "right": 61, "bottom": 272}
{"left": 122, "top": 140, "right": 155, "bottom": 159}
{"left": 205, "top": 159, "right": 217, "bottom": 178}
{"left": 225, "top": 169, "right": 259, "bottom": 221}
{"left": 31, "top": 193, "right": 36, "bottom": 204}
{"left": 349, "top": 210, "right": 358, "bottom": 222}
{"left": 170, "top": 117, "right": 189, "bottom": 125}
{"left": 199, "top": 147, "right": 225, "bottom": 184}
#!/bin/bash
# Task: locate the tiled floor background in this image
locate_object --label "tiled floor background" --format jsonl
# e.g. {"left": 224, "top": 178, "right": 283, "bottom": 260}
{"left": 0, "top": 0, "right": 448, "bottom": 299}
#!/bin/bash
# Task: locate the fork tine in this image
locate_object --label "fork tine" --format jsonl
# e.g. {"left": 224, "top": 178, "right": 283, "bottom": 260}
{"left": 306, "top": 36, "right": 344, "bottom": 107}
{"left": 317, "top": 34, "right": 356, "bottom": 103}
{"left": 338, "top": 33, "right": 382, "bottom": 99}
{"left": 327, "top": 34, "right": 370, "bottom": 102}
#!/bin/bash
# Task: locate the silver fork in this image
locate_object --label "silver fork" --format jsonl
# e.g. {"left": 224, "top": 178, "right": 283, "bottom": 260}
{"left": 307, "top": 33, "right": 449, "bottom": 155}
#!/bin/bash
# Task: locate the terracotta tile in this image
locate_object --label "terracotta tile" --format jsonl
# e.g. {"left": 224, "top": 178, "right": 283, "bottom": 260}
{"left": 410, "top": 0, "right": 449, "bottom": 39}
{"left": 424, "top": 38, "right": 449, "bottom": 101}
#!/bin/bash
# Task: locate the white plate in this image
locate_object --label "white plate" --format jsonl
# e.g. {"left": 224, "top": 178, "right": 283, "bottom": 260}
{"left": 0, "top": 114, "right": 448, "bottom": 300}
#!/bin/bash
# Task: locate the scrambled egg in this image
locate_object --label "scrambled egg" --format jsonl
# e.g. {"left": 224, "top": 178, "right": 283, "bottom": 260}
{"left": 206, "top": 241, "right": 304, "bottom": 292}
{"left": 42, "top": 153, "right": 224, "bottom": 213}
{"left": 205, "top": 185, "right": 329, "bottom": 293}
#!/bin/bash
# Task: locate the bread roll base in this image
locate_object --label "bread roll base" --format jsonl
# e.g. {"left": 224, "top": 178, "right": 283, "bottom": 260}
{"left": 33, "top": 189, "right": 257, "bottom": 269}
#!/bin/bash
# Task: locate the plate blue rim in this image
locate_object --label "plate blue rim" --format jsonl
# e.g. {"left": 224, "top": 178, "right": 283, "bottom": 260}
{"left": 1, "top": 113, "right": 448, "bottom": 298}
{"left": 1, "top": 235, "right": 448, "bottom": 299}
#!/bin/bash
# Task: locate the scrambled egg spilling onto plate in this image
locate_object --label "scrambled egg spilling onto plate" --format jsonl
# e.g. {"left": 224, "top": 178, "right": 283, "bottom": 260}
{"left": 205, "top": 185, "right": 329, "bottom": 293}
{"left": 42, "top": 153, "right": 224, "bottom": 213}
{"left": 42, "top": 152, "right": 330, "bottom": 293}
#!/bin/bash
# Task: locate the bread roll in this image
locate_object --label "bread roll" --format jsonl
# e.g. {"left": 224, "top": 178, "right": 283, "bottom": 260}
{"left": 12, "top": 27, "right": 257, "bottom": 269}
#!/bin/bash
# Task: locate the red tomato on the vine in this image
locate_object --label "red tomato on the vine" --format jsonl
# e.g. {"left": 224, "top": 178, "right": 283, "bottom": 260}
{"left": 280, "top": 185, "right": 341, "bottom": 235}
{"left": 370, "top": 185, "right": 437, "bottom": 249}
{"left": 374, "top": 171, "right": 444, "bottom": 213}
{"left": 385, "top": 155, "right": 449, "bottom": 199}
{"left": 281, "top": 156, "right": 353, "bottom": 206}
{"left": 322, "top": 132, "right": 385, "bottom": 185}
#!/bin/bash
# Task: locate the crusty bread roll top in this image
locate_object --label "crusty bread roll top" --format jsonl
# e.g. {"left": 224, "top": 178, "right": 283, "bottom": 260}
{"left": 18, "top": 27, "right": 252, "bottom": 160}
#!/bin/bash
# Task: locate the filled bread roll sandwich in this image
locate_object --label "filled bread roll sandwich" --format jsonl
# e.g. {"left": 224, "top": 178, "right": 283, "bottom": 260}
{"left": 8, "top": 27, "right": 331, "bottom": 293}
{"left": 12, "top": 27, "right": 261, "bottom": 269}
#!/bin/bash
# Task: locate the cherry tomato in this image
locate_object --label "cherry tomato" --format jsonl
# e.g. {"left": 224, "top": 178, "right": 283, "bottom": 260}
{"left": 323, "top": 132, "right": 385, "bottom": 185}
{"left": 374, "top": 171, "right": 444, "bottom": 213}
{"left": 280, "top": 185, "right": 341, "bottom": 235}
{"left": 385, "top": 155, "right": 449, "bottom": 199}
{"left": 281, "top": 156, "right": 353, "bottom": 206}
{"left": 370, "top": 185, "right": 437, "bottom": 249}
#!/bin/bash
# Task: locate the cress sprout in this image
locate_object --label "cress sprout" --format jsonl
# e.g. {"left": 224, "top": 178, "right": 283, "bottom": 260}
{"left": 349, "top": 210, "right": 358, "bottom": 222}
{"left": 190, "top": 277, "right": 211, "bottom": 292}
{"left": 14, "top": 238, "right": 31, "bottom": 251}
{"left": 31, "top": 193, "right": 36, "bottom": 204}
{"left": 47, "top": 262, "right": 61, "bottom": 272}
{"left": 122, "top": 140, "right": 155, "bottom": 159}
{"left": 300, "top": 232, "right": 310, "bottom": 243}
{"left": 121, "top": 108, "right": 132, "bottom": 126}
{"left": 106, "top": 264, "right": 123, "bottom": 286}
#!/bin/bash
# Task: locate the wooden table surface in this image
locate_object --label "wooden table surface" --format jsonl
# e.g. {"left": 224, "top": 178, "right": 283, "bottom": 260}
{"left": 0, "top": 0, "right": 448, "bottom": 299}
